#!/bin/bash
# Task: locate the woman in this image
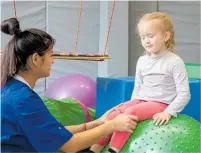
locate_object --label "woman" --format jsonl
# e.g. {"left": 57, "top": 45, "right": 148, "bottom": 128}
{"left": 1, "top": 17, "right": 138, "bottom": 153}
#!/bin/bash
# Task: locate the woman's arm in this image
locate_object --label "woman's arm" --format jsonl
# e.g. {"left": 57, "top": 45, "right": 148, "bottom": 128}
{"left": 60, "top": 114, "right": 138, "bottom": 153}
{"left": 61, "top": 121, "right": 114, "bottom": 152}
{"left": 66, "top": 102, "right": 128, "bottom": 134}
{"left": 65, "top": 119, "right": 103, "bottom": 134}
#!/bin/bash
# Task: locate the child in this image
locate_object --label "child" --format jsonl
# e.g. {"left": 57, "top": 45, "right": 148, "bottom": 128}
{"left": 89, "top": 12, "right": 191, "bottom": 153}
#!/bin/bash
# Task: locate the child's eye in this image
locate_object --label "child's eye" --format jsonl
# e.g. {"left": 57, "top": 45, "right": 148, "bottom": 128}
{"left": 148, "top": 35, "right": 154, "bottom": 38}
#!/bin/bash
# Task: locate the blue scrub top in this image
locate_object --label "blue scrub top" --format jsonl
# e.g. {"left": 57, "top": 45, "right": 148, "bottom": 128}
{"left": 1, "top": 78, "right": 73, "bottom": 153}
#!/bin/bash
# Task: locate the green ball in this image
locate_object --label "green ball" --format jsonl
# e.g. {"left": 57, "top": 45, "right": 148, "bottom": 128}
{"left": 102, "top": 115, "right": 200, "bottom": 153}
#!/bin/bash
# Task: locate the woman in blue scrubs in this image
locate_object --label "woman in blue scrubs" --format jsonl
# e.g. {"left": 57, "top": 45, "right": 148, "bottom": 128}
{"left": 1, "top": 17, "right": 138, "bottom": 153}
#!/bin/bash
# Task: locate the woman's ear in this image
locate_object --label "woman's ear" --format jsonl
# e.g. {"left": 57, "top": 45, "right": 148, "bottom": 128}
{"left": 164, "top": 31, "right": 171, "bottom": 42}
{"left": 31, "top": 53, "right": 39, "bottom": 67}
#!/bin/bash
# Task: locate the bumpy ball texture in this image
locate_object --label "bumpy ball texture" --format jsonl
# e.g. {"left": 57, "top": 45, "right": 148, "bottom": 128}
{"left": 102, "top": 115, "right": 200, "bottom": 153}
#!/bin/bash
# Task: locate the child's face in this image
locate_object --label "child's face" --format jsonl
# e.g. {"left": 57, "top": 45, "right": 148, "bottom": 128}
{"left": 138, "top": 19, "right": 170, "bottom": 56}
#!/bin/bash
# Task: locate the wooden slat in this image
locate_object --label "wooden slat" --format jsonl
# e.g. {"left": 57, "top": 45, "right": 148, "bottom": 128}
{"left": 52, "top": 52, "right": 111, "bottom": 61}
{"left": 53, "top": 55, "right": 111, "bottom": 61}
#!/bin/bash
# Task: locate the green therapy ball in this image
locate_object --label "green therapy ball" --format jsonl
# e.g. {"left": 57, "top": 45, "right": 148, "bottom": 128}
{"left": 102, "top": 115, "right": 200, "bottom": 153}
{"left": 41, "top": 96, "right": 96, "bottom": 125}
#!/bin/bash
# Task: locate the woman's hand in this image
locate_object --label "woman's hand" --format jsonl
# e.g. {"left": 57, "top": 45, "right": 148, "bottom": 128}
{"left": 153, "top": 112, "right": 172, "bottom": 125}
{"left": 111, "top": 114, "right": 138, "bottom": 133}
{"left": 99, "top": 103, "right": 124, "bottom": 124}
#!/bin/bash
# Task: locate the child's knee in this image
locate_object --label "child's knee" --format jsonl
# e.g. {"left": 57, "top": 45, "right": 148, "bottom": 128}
{"left": 106, "top": 110, "right": 121, "bottom": 120}
{"left": 123, "top": 107, "right": 142, "bottom": 121}
{"left": 123, "top": 107, "right": 137, "bottom": 116}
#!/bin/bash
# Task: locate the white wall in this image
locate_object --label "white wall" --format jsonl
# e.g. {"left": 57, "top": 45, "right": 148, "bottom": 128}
{"left": 1, "top": 1, "right": 47, "bottom": 95}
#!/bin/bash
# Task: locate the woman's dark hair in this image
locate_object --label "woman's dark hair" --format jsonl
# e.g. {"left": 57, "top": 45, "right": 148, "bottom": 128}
{"left": 1, "top": 17, "right": 55, "bottom": 88}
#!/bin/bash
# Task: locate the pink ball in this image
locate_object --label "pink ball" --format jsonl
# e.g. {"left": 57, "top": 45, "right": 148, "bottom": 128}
{"left": 45, "top": 74, "right": 96, "bottom": 108}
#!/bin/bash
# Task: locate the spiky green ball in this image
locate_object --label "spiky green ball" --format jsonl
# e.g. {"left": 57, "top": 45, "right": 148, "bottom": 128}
{"left": 102, "top": 115, "right": 200, "bottom": 153}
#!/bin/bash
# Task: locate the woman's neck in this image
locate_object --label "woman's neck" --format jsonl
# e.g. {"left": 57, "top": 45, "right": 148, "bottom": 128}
{"left": 17, "top": 71, "right": 38, "bottom": 89}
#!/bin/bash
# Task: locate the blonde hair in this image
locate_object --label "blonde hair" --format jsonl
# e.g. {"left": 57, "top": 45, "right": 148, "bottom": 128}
{"left": 137, "top": 12, "right": 176, "bottom": 52}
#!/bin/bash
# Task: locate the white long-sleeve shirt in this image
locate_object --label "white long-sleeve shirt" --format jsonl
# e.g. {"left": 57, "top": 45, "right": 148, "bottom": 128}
{"left": 131, "top": 51, "right": 191, "bottom": 117}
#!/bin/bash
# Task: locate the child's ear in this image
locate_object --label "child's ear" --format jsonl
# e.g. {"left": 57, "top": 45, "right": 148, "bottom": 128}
{"left": 164, "top": 31, "right": 171, "bottom": 42}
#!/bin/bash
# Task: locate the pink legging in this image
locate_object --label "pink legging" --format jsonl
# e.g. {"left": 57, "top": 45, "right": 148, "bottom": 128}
{"left": 96, "top": 99, "right": 168, "bottom": 150}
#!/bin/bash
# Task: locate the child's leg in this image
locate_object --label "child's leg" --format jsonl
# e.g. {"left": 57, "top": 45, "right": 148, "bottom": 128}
{"left": 90, "top": 108, "right": 122, "bottom": 153}
{"left": 109, "top": 101, "right": 168, "bottom": 153}
{"left": 91, "top": 99, "right": 143, "bottom": 153}
{"left": 117, "top": 99, "right": 144, "bottom": 113}
{"left": 95, "top": 99, "right": 143, "bottom": 145}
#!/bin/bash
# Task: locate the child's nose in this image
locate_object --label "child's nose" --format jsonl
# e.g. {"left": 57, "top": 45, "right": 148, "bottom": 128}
{"left": 145, "top": 38, "right": 150, "bottom": 44}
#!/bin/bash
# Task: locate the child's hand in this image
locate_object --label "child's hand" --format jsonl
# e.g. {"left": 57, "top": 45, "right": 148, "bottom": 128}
{"left": 153, "top": 112, "right": 171, "bottom": 126}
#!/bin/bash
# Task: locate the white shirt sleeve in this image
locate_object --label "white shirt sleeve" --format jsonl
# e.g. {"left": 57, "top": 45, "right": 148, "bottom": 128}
{"left": 164, "top": 57, "right": 191, "bottom": 117}
{"left": 131, "top": 56, "right": 143, "bottom": 100}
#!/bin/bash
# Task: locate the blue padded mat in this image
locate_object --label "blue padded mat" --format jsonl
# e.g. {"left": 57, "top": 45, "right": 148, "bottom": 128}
{"left": 96, "top": 77, "right": 200, "bottom": 122}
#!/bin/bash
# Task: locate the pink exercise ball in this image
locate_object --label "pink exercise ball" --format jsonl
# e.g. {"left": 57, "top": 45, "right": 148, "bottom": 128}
{"left": 44, "top": 74, "right": 96, "bottom": 108}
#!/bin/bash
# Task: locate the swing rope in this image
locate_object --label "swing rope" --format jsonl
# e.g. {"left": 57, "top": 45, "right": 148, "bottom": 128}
{"left": 73, "top": 0, "right": 116, "bottom": 56}
{"left": 103, "top": 0, "right": 116, "bottom": 56}
{"left": 12, "top": 0, "right": 116, "bottom": 61}
{"left": 13, "top": 0, "right": 17, "bottom": 18}
{"left": 74, "top": 0, "right": 83, "bottom": 54}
